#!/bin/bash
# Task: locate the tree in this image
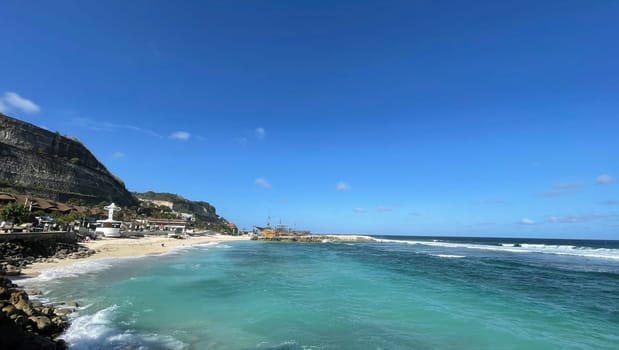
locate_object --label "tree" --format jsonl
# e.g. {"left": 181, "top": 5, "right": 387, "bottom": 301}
{"left": 51, "top": 211, "right": 81, "bottom": 226}
{"left": 0, "top": 202, "right": 30, "bottom": 225}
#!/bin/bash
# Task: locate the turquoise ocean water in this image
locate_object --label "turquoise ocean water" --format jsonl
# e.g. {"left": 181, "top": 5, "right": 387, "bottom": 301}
{"left": 20, "top": 237, "right": 619, "bottom": 349}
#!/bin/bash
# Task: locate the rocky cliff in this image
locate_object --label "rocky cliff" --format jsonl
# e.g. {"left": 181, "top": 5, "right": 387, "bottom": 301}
{"left": 134, "top": 191, "right": 223, "bottom": 223}
{"left": 0, "top": 113, "right": 135, "bottom": 206}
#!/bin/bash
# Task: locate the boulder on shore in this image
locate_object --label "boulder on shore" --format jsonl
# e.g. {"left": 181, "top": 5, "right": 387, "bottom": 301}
{"left": 0, "top": 277, "right": 68, "bottom": 349}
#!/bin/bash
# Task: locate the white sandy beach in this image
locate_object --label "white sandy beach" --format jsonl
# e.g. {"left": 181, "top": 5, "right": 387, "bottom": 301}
{"left": 21, "top": 234, "right": 250, "bottom": 278}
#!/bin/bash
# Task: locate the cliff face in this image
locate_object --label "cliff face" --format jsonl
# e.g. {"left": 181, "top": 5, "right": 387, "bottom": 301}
{"left": 0, "top": 113, "right": 135, "bottom": 206}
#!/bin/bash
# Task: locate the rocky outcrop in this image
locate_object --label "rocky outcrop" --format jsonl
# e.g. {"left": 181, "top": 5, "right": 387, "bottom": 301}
{"left": 0, "top": 238, "right": 95, "bottom": 276}
{"left": 0, "top": 113, "right": 135, "bottom": 206}
{"left": 0, "top": 277, "right": 70, "bottom": 349}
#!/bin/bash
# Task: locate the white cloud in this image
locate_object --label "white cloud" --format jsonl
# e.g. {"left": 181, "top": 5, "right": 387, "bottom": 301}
{"left": 519, "top": 218, "right": 535, "bottom": 225}
{"left": 336, "top": 181, "right": 351, "bottom": 191}
{"left": 353, "top": 208, "right": 366, "bottom": 213}
{"left": 255, "top": 177, "right": 272, "bottom": 189}
{"left": 112, "top": 151, "right": 125, "bottom": 159}
{"left": 0, "top": 91, "right": 41, "bottom": 114}
{"left": 376, "top": 206, "right": 393, "bottom": 213}
{"left": 255, "top": 127, "right": 266, "bottom": 140}
{"left": 596, "top": 174, "right": 614, "bottom": 185}
{"left": 170, "top": 131, "right": 191, "bottom": 140}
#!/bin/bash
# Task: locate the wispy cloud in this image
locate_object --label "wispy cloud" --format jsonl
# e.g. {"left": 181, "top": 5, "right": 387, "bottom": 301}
{"left": 519, "top": 218, "right": 535, "bottom": 225}
{"left": 353, "top": 208, "right": 366, "bottom": 213}
{"left": 255, "top": 177, "right": 272, "bottom": 189}
{"left": 170, "top": 131, "right": 191, "bottom": 140}
{"left": 255, "top": 127, "right": 266, "bottom": 140}
{"left": 376, "top": 206, "right": 393, "bottom": 213}
{"left": 596, "top": 174, "right": 614, "bottom": 185}
{"left": 235, "top": 127, "right": 266, "bottom": 146}
{"left": 234, "top": 137, "right": 248, "bottom": 146}
{"left": 547, "top": 213, "right": 613, "bottom": 224}
{"left": 112, "top": 151, "right": 125, "bottom": 159}
{"left": 0, "top": 91, "right": 40, "bottom": 114}
{"left": 476, "top": 199, "right": 509, "bottom": 205}
{"left": 540, "top": 182, "right": 582, "bottom": 197}
{"left": 336, "top": 181, "right": 351, "bottom": 191}
{"left": 75, "top": 117, "right": 162, "bottom": 137}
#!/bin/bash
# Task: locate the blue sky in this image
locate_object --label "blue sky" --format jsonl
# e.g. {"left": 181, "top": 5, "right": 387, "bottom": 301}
{"left": 2, "top": 1, "right": 618, "bottom": 238}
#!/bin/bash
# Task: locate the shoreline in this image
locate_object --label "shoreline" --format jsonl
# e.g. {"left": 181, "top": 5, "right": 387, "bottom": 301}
{"left": 17, "top": 234, "right": 250, "bottom": 279}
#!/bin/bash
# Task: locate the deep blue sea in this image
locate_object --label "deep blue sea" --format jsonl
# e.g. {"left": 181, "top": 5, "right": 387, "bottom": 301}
{"left": 20, "top": 236, "right": 619, "bottom": 349}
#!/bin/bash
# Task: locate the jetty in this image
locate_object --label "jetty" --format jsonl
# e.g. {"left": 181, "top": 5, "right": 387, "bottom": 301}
{"left": 251, "top": 234, "right": 375, "bottom": 242}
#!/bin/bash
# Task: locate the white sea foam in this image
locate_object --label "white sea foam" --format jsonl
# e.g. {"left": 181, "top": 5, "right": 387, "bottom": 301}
{"left": 192, "top": 241, "right": 219, "bottom": 249}
{"left": 158, "top": 243, "right": 198, "bottom": 256}
{"left": 19, "top": 259, "right": 117, "bottom": 284}
{"left": 377, "top": 239, "right": 619, "bottom": 261}
{"left": 431, "top": 254, "right": 466, "bottom": 259}
{"left": 62, "top": 304, "right": 186, "bottom": 350}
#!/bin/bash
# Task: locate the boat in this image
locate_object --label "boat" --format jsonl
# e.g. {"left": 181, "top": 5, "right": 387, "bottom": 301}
{"left": 95, "top": 203, "right": 124, "bottom": 238}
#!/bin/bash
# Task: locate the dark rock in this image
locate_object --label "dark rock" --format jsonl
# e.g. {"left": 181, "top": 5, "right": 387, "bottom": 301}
{"left": 14, "top": 299, "right": 34, "bottom": 316}
{"left": 26, "top": 289, "right": 42, "bottom": 296}
{"left": 39, "top": 306, "right": 54, "bottom": 316}
{"left": 14, "top": 314, "right": 28, "bottom": 328}
{"left": 28, "top": 315, "right": 52, "bottom": 332}
{"left": 0, "top": 277, "right": 70, "bottom": 347}
{"left": 1, "top": 304, "right": 17, "bottom": 316}
{"left": 53, "top": 308, "right": 72, "bottom": 316}
{"left": 4, "top": 264, "right": 21, "bottom": 276}
{"left": 9, "top": 290, "right": 28, "bottom": 305}
{"left": 55, "top": 338, "right": 68, "bottom": 349}
{"left": 0, "top": 287, "right": 10, "bottom": 299}
{"left": 50, "top": 316, "right": 67, "bottom": 329}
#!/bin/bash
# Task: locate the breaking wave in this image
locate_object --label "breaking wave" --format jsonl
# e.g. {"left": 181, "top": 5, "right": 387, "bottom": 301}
{"left": 376, "top": 239, "right": 619, "bottom": 260}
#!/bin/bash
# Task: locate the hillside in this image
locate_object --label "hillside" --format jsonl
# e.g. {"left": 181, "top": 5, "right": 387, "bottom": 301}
{"left": 134, "top": 191, "right": 230, "bottom": 228}
{"left": 0, "top": 113, "right": 135, "bottom": 206}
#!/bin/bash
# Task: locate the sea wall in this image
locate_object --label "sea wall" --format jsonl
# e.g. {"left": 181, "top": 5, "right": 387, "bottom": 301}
{"left": 0, "top": 232, "right": 77, "bottom": 244}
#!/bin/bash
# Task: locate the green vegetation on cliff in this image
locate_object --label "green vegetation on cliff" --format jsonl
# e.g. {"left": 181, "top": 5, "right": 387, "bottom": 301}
{"left": 132, "top": 191, "right": 232, "bottom": 233}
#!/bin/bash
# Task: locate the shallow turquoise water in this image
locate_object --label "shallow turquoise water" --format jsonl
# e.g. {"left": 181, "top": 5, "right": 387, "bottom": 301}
{"left": 21, "top": 239, "right": 619, "bottom": 349}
